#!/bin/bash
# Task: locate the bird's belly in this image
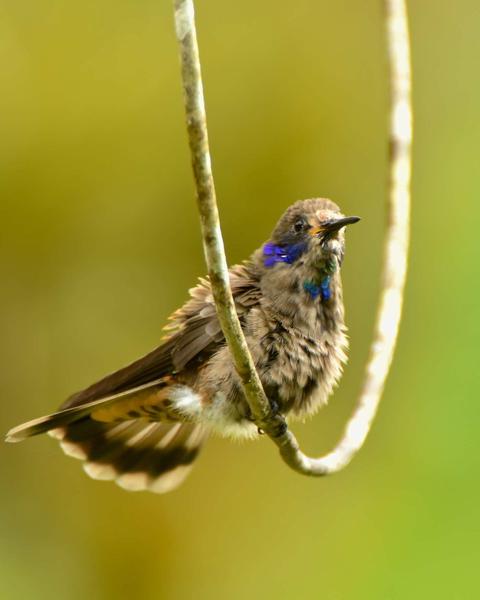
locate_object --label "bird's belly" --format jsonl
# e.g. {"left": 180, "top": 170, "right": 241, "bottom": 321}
{"left": 200, "top": 391, "right": 259, "bottom": 440}
{"left": 193, "top": 328, "right": 347, "bottom": 438}
{"left": 263, "top": 329, "right": 348, "bottom": 419}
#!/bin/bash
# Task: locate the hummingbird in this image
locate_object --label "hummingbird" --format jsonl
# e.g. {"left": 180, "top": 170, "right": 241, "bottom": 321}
{"left": 6, "top": 198, "right": 360, "bottom": 494}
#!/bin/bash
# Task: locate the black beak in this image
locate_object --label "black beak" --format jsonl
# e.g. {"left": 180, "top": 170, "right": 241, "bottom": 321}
{"left": 317, "top": 215, "right": 360, "bottom": 244}
{"left": 323, "top": 216, "right": 361, "bottom": 233}
{"left": 308, "top": 216, "right": 361, "bottom": 240}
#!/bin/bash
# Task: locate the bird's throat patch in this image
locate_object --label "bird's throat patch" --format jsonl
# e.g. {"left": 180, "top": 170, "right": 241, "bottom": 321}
{"left": 263, "top": 242, "right": 335, "bottom": 301}
{"left": 263, "top": 242, "right": 307, "bottom": 267}
{"left": 303, "top": 276, "right": 331, "bottom": 301}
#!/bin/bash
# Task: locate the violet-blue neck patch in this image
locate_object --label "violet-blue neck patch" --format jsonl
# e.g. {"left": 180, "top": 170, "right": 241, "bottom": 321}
{"left": 303, "top": 276, "right": 332, "bottom": 301}
{"left": 263, "top": 242, "right": 307, "bottom": 267}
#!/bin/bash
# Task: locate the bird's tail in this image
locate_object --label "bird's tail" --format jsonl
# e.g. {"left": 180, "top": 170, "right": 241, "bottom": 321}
{"left": 5, "top": 381, "right": 208, "bottom": 494}
{"left": 51, "top": 419, "right": 206, "bottom": 494}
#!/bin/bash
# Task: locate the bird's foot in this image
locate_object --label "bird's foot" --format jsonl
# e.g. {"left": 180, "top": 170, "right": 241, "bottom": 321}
{"left": 245, "top": 398, "right": 285, "bottom": 436}
{"left": 269, "top": 398, "right": 280, "bottom": 416}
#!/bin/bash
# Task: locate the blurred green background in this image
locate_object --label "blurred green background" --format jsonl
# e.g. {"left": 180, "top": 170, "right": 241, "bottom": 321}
{"left": 1, "top": 1, "right": 479, "bottom": 599}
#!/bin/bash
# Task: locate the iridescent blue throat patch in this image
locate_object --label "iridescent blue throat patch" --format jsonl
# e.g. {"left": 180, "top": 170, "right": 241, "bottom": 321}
{"left": 263, "top": 242, "right": 332, "bottom": 301}
{"left": 263, "top": 242, "right": 307, "bottom": 267}
{"left": 303, "top": 276, "right": 332, "bottom": 301}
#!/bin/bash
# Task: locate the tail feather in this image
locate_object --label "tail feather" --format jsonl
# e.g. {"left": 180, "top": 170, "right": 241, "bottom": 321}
{"left": 52, "top": 419, "right": 206, "bottom": 493}
{"left": 5, "top": 378, "right": 208, "bottom": 494}
{"left": 5, "top": 379, "right": 167, "bottom": 443}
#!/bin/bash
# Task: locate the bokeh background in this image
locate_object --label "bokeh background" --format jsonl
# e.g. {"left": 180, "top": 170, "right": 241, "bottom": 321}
{"left": 1, "top": 1, "right": 479, "bottom": 598}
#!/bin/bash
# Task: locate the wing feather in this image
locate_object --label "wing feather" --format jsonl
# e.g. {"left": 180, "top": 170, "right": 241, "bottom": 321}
{"left": 62, "top": 263, "right": 261, "bottom": 409}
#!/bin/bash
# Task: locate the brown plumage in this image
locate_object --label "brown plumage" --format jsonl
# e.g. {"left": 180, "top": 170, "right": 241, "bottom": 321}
{"left": 6, "top": 198, "right": 360, "bottom": 494}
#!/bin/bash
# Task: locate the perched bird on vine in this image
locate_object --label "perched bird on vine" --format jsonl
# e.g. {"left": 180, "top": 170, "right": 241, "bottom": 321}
{"left": 6, "top": 198, "right": 360, "bottom": 493}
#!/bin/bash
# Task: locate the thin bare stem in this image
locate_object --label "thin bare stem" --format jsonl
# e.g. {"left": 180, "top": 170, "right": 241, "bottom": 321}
{"left": 173, "top": 0, "right": 412, "bottom": 475}
{"left": 172, "top": 0, "right": 284, "bottom": 436}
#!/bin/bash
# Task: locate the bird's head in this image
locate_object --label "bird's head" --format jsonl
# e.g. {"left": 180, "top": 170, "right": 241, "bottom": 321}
{"left": 263, "top": 198, "right": 360, "bottom": 274}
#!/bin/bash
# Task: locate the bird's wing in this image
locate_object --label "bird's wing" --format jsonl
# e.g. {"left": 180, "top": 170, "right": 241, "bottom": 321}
{"left": 166, "top": 263, "right": 261, "bottom": 370}
{"left": 62, "top": 263, "right": 261, "bottom": 409}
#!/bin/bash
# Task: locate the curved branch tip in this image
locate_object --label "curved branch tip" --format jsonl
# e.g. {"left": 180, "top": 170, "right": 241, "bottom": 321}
{"left": 173, "top": 0, "right": 412, "bottom": 476}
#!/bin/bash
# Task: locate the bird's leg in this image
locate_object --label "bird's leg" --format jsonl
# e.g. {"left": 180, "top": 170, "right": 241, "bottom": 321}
{"left": 263, "top": 383, "right": 282, "bottom": 416}
{"left": 269, "top": 397, "right": 280, "bottom": 416}
{"left": 251, "top": 400, "right": 278, "bottom": 435}
{"left": 252, "top": 399, "right": 287, "bottom": 437}
{"left": 263, "top": 390, "right": 288, "bottom": 437}
{"left": 245, "top": 389, "right": 280, "bottom": 422}
{"left": 247, "top": 394, "right": 282, "bottom": 435}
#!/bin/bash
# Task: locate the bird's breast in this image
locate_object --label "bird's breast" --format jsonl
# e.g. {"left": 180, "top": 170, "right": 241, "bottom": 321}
{"left": 258, "top": 315, "right": 348, "bottom": 419}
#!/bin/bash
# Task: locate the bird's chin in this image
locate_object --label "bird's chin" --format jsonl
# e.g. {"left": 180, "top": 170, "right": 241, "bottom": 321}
{"left": 320, "top": 237, "right": 343, "bottom": 258}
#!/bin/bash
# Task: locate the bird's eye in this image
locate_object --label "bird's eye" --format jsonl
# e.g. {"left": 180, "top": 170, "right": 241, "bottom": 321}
{"left": 293, "top": 218, "right": 307, "bottom": 233}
